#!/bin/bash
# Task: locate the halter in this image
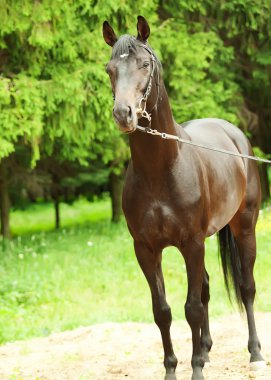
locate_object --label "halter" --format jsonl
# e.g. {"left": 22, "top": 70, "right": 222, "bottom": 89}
{"left": 135, "top": 44, "right": 160, "bottom": 125}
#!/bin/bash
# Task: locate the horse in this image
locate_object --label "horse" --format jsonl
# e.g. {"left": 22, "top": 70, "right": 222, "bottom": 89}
{"left": 102, "top": 16, "right": 265, "bottom": 380}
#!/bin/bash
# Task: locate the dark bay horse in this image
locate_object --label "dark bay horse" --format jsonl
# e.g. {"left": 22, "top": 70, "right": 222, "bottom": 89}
{"left": 103, "top": 16, "right": 265, "bottom": 380}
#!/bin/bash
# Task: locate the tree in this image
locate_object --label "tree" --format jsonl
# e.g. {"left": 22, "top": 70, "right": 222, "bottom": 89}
{"left": 151, "top": 19, "right": 240, "bottom": 125}
{"left": 0, "top": 0, "right": 136, "bottom": 236}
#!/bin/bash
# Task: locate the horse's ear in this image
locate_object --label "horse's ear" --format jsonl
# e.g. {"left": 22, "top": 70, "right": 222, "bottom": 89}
{"left": 103, "top": 21, "right": 118, "bottom": 47}
{"left": 137, "top": 16, "right": 150, "bottom": 43}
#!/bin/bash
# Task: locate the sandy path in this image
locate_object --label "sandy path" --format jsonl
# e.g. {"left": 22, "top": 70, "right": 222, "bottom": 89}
{"left": 0, "top": 313, "right": 270, "bottom": 380}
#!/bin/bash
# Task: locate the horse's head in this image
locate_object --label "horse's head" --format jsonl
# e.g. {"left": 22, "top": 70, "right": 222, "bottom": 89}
{"left": 103, "top": 16, "right": 160, "bottom": 134}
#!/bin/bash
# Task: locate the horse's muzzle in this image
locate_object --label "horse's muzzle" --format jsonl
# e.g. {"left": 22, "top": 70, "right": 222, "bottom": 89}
{"left": 113, "top": 103, "right": 137, "bottom": 133}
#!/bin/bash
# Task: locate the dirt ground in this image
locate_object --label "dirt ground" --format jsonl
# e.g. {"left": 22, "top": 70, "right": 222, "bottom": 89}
{"left": 0, "top": 313, "right": 271, "bottom": 380}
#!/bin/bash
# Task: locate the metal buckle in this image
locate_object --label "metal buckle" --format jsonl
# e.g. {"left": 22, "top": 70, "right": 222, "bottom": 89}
{"left": 145, "top": 128, "right": 160, "bottom": 136}
{"left": 142, "top": 110, "right": 151, "bottom": 122}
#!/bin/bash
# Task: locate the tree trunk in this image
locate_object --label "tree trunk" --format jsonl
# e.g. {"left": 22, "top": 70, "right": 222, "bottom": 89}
{"left": 51, "top": 176, "right": 61, "bottom": 230}
{"left": 0, "top": 160, "right": 11, "bottom": 239}
{"left": 54, "top": 197, "right": 60, "bottom": 229}
{"left": 109, "top": 171, "right": 124, "bottom": 223}
{"left": 258, "top": 163, "right": 270, "bottom": 202}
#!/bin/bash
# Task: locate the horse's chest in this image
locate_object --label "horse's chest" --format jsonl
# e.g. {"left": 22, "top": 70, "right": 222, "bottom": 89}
{"left": 123, "top": 165, "right": 203, "bottom": 247}
{"left": 144, "top": 201, "right": 176, "bottom": 232}
{"left": 125, "top": 199, "right": 182, "bottom": 247}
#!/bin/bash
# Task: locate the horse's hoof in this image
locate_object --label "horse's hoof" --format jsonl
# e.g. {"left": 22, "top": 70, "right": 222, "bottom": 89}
{"left": 249, "top": 360, "right": 266, "bottom": 371}
{"left": 191, "top": 375, "right": 204, "bottom": 380}
{"left": 164, "top": 373, "right": 177, "bottom": 380}
{"left": 191, "top": 367, "right": 204, "bottom": 380}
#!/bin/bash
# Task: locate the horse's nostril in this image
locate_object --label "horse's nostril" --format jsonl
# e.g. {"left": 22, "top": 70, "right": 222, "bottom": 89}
{"left": 113, "top": 104, "right": 133, "bottom": 124}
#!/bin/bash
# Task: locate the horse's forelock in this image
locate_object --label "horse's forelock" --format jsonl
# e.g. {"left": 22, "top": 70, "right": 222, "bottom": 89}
{"left": 112, "top": 35, "right": 137, "bottom": 59}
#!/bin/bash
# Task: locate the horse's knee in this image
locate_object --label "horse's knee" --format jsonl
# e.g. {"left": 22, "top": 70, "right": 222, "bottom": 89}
{"left": 185, "top": 297, "right": 204, "bottom": 328}
{"left": 153, "top": 304, "right": 172, "bottom": 328}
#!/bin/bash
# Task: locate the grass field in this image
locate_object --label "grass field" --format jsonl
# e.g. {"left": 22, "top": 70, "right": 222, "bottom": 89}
{"left": 0, "top": 198, "right": 270, "bottom": 344}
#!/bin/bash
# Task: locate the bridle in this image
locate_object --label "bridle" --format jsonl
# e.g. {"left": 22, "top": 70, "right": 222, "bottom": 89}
{"left": 135, "top": 44, "right": 160, "bottom": 126}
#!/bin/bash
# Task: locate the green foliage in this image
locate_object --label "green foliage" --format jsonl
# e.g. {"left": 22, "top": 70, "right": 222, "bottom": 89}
{"left": 0, "top": 76, "right": 43, "bottom": 162}
{"left": 0, "top": 0, "right": 140, "bottom": 166}
{"left": 252, "top": 146, "right": 271, "bottom": 160}
{"left": 151, "top": 20, "right": 239, "bottom": 124}
{"left": 1, "top": 0, "right": 271, "bottom": 168}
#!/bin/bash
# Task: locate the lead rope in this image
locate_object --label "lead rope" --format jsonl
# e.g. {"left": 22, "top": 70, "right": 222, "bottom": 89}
{"left": 136, "top": 125, "right": 271, "bottom": 164}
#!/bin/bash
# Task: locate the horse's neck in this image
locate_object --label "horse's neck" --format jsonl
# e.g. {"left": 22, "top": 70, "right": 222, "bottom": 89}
{"left": 129, "top": 83, "right": 183, "bottom": 176}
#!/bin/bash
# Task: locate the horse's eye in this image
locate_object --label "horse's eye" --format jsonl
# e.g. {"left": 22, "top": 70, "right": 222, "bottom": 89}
{"left": 143, "top": 62, "right": 150, "bottom": 68}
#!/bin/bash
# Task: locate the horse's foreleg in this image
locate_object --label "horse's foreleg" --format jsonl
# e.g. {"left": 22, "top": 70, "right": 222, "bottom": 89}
{"left": 134, "top": 241, "right": 178, "bottom": 378}
{"left": 182, "top": 240, "right": 205, "bottom": 380}
{"left": 200, "top": 269, "right": 212, "bottom": 363}
{"left": 235, "top": 230, "right": 265, "bottom": 369}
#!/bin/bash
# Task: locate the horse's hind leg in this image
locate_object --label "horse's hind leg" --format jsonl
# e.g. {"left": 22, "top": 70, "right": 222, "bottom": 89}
{"left": 134, "top": 242, "right": 178, "bottom": 378}
{"left": 201, "top": 269, "right": 212, "bottom": 363}
{"left": 236, "top": 231, "right": 265, "bottom": 367}
{"left": 230, "top": 211, "right": 265, "bottom": 369}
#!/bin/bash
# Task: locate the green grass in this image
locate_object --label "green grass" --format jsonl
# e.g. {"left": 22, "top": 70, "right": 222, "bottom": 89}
{"left": 0, "top": 199, "right": 270, "bottom": 344}
{"left": 10, "top": 198, "right": 110, "bottom": 235}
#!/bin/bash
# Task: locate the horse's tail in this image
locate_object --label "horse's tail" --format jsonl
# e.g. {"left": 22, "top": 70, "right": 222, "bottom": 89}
{"left": 217, "top": 224, "right": 243, "bottom": 310}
